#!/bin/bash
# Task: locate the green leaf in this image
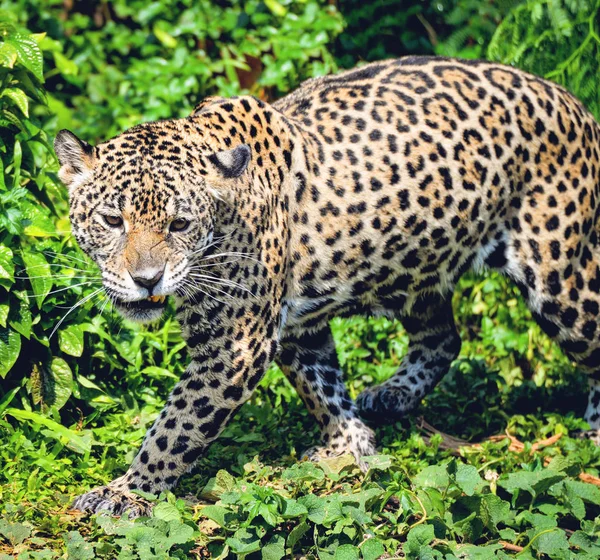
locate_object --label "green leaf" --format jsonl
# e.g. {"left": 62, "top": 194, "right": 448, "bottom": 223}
{"left": 2, "top": 88, "right": 29, "bottom": 117}
{"left": 414, "top": 465, "right": 449, "bottom": 490}
{"left": 58, "top": 324, "right": 84, "bottom": 357}
{"left": 281, "top": 498, "right": 308, "bottom": 519}
{"left": 226, "top": 527, "right": 262, "bottom": 555}
{"left": 200, "top": 469, "right": 236, "bottom": 501}
{"left": 21, "top": 250, "right": 52, "bottom": 307}
{"left": 0, "top": 304, "right": 8, "bottom": 328}
{"left": 405, "top": 524, "right": 435, "bottom": 556}
{"left": 201, "top": 505, "right": 236, "bottom": 528}
{"left": 52, "top": 51, "right": 78, "bottom": 76}
{"left": 361, "top": 538, "right": 385, "bottom": 560}
{"left": 0, "top": 245, "right": 15, "bottom": 286}
{"left": 282, "top": 461, "right": 325, "bottom": 483}
{"left": 6, "top": 33, "right": 44, "bottom": 81}
{"left": 165, "top": 520, "right": 194, "bottom": 547}
{"left": 499, "top": 469, "right": 565, "bottom": 498}
{"left": 0, "top": 519, "right": 31, "bottom": 546}
{"left": 6, "top": 408, "right": 91, "bottom": 454}
{"left": 153, "top": 23, "right": 177, "bottom": 48}
{"left": 570, "top": 531, "right": 600, "bottom": 554}
{"left": 334, "top": 544, "right": 359, "bottom": 560}
{"left": 152, "top": 502, "right": 181, "bottom": 522}
{"left": 264, "top": 0, "right": 287, "bottom": 17}
{"left": 286, "top": 520, "right": 309, "bottom": 552}
{"left": 8, "top": 292, "right": 32, "bottom": 338}
{"left": 362, "top": 454, "right": 393, "bottom": 471}
{"left": 64, "top": 531, "right": 94, "bottom": 560}
{"left": 479, "top": 494, "right": 512, "bottom": 530}
{"left": 262, "top": 534, "right": 285, "bottom": 560}
{"left": 531, "top": 528, "right": 569, "bottom": 556}
{"left": 298, "top": 494, "right": 326, "bottom": 524}
{"left": 0, "top": 327, "right": 21, "bottom": 378}
{"left": 31, "top": 358, "right": 73, "bottom": 411}
{"left": 0, "top": 41, "right": 18, "bottom": 68}
{"left": 452, "top": 462, "right": 484, "bottom": 496}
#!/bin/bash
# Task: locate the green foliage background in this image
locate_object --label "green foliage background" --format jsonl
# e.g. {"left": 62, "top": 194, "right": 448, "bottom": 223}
{"left": 1, "top": 0, "right": 600, "bottom": 558}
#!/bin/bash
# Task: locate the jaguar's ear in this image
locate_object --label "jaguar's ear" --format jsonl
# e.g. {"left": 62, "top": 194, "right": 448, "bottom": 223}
{"left": 54, "top": 130, "right": 95, "bottom": 188}
{"left": 191, "top": 96, "right": 226, "bottom": 116}
{"left": 207, "top": 144, "right": 251, "bottom": 180}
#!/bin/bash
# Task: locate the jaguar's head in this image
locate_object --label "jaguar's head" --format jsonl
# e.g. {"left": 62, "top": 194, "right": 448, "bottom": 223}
{"left": 54, "top": 120, "right": 251, "bottom": 322}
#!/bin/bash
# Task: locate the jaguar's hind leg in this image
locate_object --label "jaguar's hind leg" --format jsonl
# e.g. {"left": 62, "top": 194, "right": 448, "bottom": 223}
{"left": 515, "top": 249, "right": 600, "bottom": 443}
{"left": 577, "top": 379, "right": 600, "bottom": 444}
{"left": 356, "top": 296, "right": 461, "bottom": 422}
{"left": 278, "top": 326, "right": 376, "bottom": 470}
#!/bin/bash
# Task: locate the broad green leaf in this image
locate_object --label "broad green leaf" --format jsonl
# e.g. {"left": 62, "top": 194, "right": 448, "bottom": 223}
{"left": 153, "top": 23, "right": 177, "bottom": 48}
{"left": 165, "top": 520, "right": 195, "bottom": 547}
{"left": 452, "top": 462, "right": 484, "bottom": 496}
{"left": 334, "top": 544, "right": 359, "bottom": 560}
{"left": 0, "top": 519, "right": 31, "bottom": 545}
{"left": 0, "top": 304, "right": 9, "bottom": 327}
{"left": 570, "top": 531, "right": 600, "bottom": 554}
{"left": 0, "top": 327, "right": 21, "bottom": 378}
{"left": 298, "top": 494, "right": 327, "bottom": 524}
{"left": 531, "top": 528, "right": 569, "bottom": 556}
{"left": 52, "top": 51, "right": 78, "bottom": 76}
{"left": 499, "top": 469, "right": 565, "bottom": 498}
{"left": 200, "top": 505, "right": 236, "bottom": 528}
{"left": 31, "top": 358, "right": 73, "bottom": 411}
{"left": 6, "top": 33, "right": 44, "bottom": 81}
{"left": 361, "top": 538, "right": 385, "bottom": 560}
{"left": 282, "top": 461, "right": 325, "bottom": 483}
{"left": 262, "top": 534, "right": 285, "bottom": 560}
{"left": 152, "top": 502, "right": 181, "bottom": 522}
{"left": 405, "top": 524, "right": 435, "bottom": 556}
{"left": 0, "top": 41, "right": 18, "bottom": 68}
{"left": 64, "top": 531, "right": 94, "bottom": 560}
{"left": 281, "top": 498, "right": 308, "bottom": 519}
{"left": 58, "top": 324, "right": 84, "bottom": 357}
{"left": 21, "top": 250, "right": 52, "bottom": 307}
{"left": 477, "top": 494, "right": 512, "bottom": 530}
{"left": 0, "top": 245, "right": 15, "bottom": 285}
{"left": 362, "top": 454, "right": 393, "bottom": 471}
{"left": 6, "top": 407, "right": 91, "bottom": 454}
{"left": 319, "top": 453, "right": 357, "bottom": 479}
{"left": 200, "top": 469, "right": 236, "bottom": 501}
{"left": 414, "top": 465, "right": 449, "bottom": 490}
{"left": 563, "top": 480, "right": 600, "bottom": 505}
{"left": 226, "top": 527, "right": 261, "bottom": 555}
{"left": 8, "top": 292, "right": 32, "bottom": 338}
{"left": 2, "top": 88, "right": 29, "bottom": 117}
{"left": 287, "top": 520, "right": 309, "bottom": 552}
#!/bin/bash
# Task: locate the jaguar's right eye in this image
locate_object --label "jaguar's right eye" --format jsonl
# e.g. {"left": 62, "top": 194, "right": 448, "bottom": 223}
{"left": 102, "top": 215, "right": 123, "bottom": 228}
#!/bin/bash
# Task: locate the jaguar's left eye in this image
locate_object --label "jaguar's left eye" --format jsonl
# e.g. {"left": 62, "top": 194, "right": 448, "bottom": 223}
{"left": 169, "top": 218, "right": 190, "bottom": 232}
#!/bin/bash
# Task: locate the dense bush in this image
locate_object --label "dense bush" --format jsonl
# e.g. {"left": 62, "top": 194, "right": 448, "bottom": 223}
{"left": 1, "top": 0, "right": 600, "bottom": 557}
{"left": 7, "top": 0, "right": 343, "bottom": 140}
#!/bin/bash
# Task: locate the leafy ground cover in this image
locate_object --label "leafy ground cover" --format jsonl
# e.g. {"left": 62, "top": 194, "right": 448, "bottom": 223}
{"left": 2, "top": 0, "right": 600, "bottom": 558}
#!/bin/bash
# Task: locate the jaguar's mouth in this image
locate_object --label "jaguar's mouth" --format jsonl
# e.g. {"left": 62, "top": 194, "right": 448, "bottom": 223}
{"left": 113, "top": 295, "right": 168, "bottom": 322}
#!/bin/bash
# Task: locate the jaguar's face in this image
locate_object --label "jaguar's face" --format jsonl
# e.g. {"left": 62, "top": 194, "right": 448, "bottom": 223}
{"left": 54, "top": 123, "right": 251, "bottom": 322}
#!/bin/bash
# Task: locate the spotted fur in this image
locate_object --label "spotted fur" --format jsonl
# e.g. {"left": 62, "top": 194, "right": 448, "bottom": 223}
{"left": 55, "top": 56, "right": 600, "bottom": 516}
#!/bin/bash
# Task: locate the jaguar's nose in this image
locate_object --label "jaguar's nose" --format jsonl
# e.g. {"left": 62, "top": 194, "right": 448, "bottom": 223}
{"left": 130, "top": 269, "right": 164, "bottom": 293}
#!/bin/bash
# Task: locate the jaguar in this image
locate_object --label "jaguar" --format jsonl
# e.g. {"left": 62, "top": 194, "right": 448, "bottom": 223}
{"left": 54, "top": 56, "right": 600, "bottom": 516}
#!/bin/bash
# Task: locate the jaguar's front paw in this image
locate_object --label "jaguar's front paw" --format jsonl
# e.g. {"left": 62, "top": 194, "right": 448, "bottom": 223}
{"left": 72, "top": 484, "right": 153, "bottom": 517}
{"left": 303, "top": 420, "right": 377, "bottom": 472}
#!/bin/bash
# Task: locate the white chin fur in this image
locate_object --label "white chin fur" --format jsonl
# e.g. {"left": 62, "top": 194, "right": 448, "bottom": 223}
{"left": 116, "top": 305, "right": 166, "bottom": 324}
